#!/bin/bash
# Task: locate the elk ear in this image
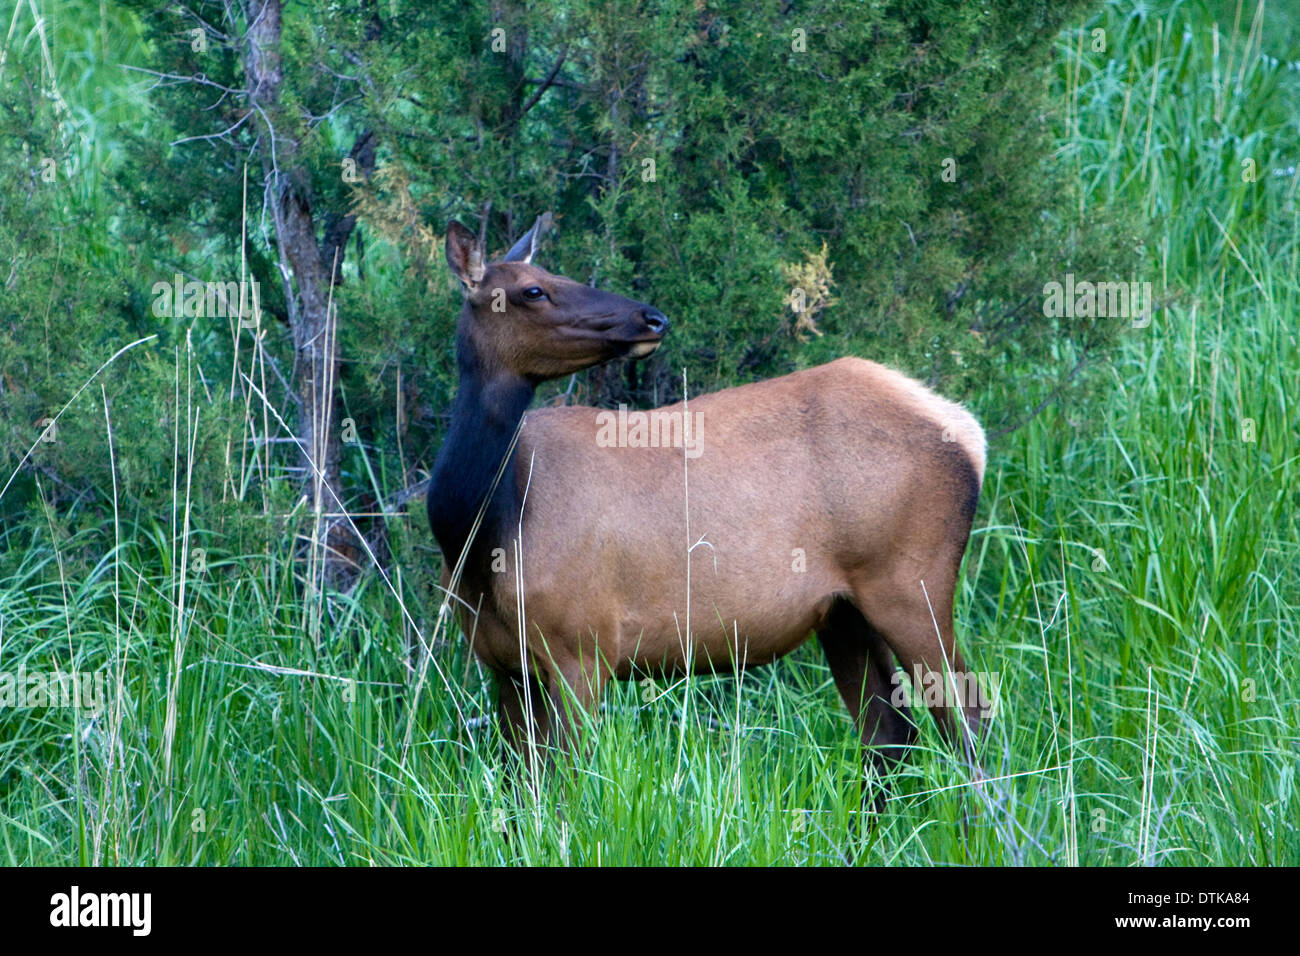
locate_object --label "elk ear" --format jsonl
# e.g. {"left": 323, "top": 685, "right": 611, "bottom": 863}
{"left": 503, "top": 212, "right": 553, "bottom": 264}
{"left": 445, "top": 221, "right": 486, "bottom": 289}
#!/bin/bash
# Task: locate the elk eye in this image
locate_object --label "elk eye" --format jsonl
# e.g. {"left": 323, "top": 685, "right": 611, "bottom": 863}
{"left": 522, "top": 286, "right": 547, "bottom": 301}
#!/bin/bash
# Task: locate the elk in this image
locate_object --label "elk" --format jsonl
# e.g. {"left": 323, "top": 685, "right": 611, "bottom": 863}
{"left": 429, "top": 213, "right": 987, "bottom": 785}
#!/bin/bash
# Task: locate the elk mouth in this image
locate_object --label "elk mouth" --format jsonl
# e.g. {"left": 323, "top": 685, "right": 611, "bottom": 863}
{"left": 619, "top": 307, "right": 668, "bottom": 358}
{"left": 588, "top": 307, "right": 667, "bottom": 359}
{"left": 624, "top": 339, "right": 662, "bottom": 359}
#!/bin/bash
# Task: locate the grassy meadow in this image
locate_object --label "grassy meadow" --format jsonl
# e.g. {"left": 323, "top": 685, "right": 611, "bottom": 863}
{"left": 1, "top": 0, "right": 1297, "bottom": 865}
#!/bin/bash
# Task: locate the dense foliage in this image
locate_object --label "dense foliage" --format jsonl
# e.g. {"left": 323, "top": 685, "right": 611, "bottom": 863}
{"left": 2, "top": 0, "right": 1140, "bottom": 534}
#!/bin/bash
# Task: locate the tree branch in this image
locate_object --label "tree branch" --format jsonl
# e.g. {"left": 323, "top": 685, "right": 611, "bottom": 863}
{"left": 515, "top": 44, "right": 569, "bottom": 122}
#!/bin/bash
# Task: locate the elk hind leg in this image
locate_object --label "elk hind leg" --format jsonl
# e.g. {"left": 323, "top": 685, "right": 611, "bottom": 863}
{"left": 817, "top": 598, "right": 917, "bottom": 801}
{"left": 852, "top": 573, "right": 984, "bottom": 766}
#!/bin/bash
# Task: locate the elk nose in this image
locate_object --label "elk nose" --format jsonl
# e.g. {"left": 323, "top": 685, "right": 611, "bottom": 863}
{"left": 643, "top": 308, "right": 670, "bottom": 335}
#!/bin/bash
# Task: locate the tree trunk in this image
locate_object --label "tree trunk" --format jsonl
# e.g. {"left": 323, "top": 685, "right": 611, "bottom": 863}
{"left": 243, "top": 0, "right": 368, "bottom": 593}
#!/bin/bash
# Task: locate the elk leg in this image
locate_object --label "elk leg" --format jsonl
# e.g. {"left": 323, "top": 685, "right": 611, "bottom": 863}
{"left": 543, "top": 656, "right": 606, "bottom": 757}
{"left": 818, "top": 599, "right": 917, "bottom": 809}
{"left": 497, "top": 670, "right": 551, "bottom": 768}
{"left": 852, "top": 575, "right": 983, "bottom": 765}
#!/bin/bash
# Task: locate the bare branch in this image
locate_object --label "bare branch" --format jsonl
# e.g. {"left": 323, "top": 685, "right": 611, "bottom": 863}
{"left": 515, "top": 44, "right": 569, "bottom": 121}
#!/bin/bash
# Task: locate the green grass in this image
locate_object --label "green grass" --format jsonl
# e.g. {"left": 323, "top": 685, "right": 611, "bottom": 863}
{"left": 1, "top": 0, "right": 1297, "bottom": 864}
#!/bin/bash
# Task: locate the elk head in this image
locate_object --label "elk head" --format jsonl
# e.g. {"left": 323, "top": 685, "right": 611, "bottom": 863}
{"left": 445, "top": 214, "right": 669, "bottom": 383}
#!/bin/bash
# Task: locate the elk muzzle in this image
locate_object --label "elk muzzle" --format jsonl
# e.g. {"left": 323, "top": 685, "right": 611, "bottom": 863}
{"left": 624, "top": 307, "right": 669, "bottom": 358}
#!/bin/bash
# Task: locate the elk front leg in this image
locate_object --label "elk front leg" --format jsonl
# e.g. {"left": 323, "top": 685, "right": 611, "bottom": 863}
{"left": 543, "top": 653, "right": 608, "bottom": 757}
{"left": 497, "top": 671, "right": 550, "bottom": 770}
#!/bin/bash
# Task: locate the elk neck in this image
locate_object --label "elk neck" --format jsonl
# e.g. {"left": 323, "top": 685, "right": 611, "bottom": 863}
{"left": 428, "top": 321, "right": 535, "bottom": 575}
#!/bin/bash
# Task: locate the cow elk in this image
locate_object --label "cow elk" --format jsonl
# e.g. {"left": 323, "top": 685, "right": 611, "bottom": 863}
{"left": 428, "top": 213, "right": 987, "bottom": 791}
